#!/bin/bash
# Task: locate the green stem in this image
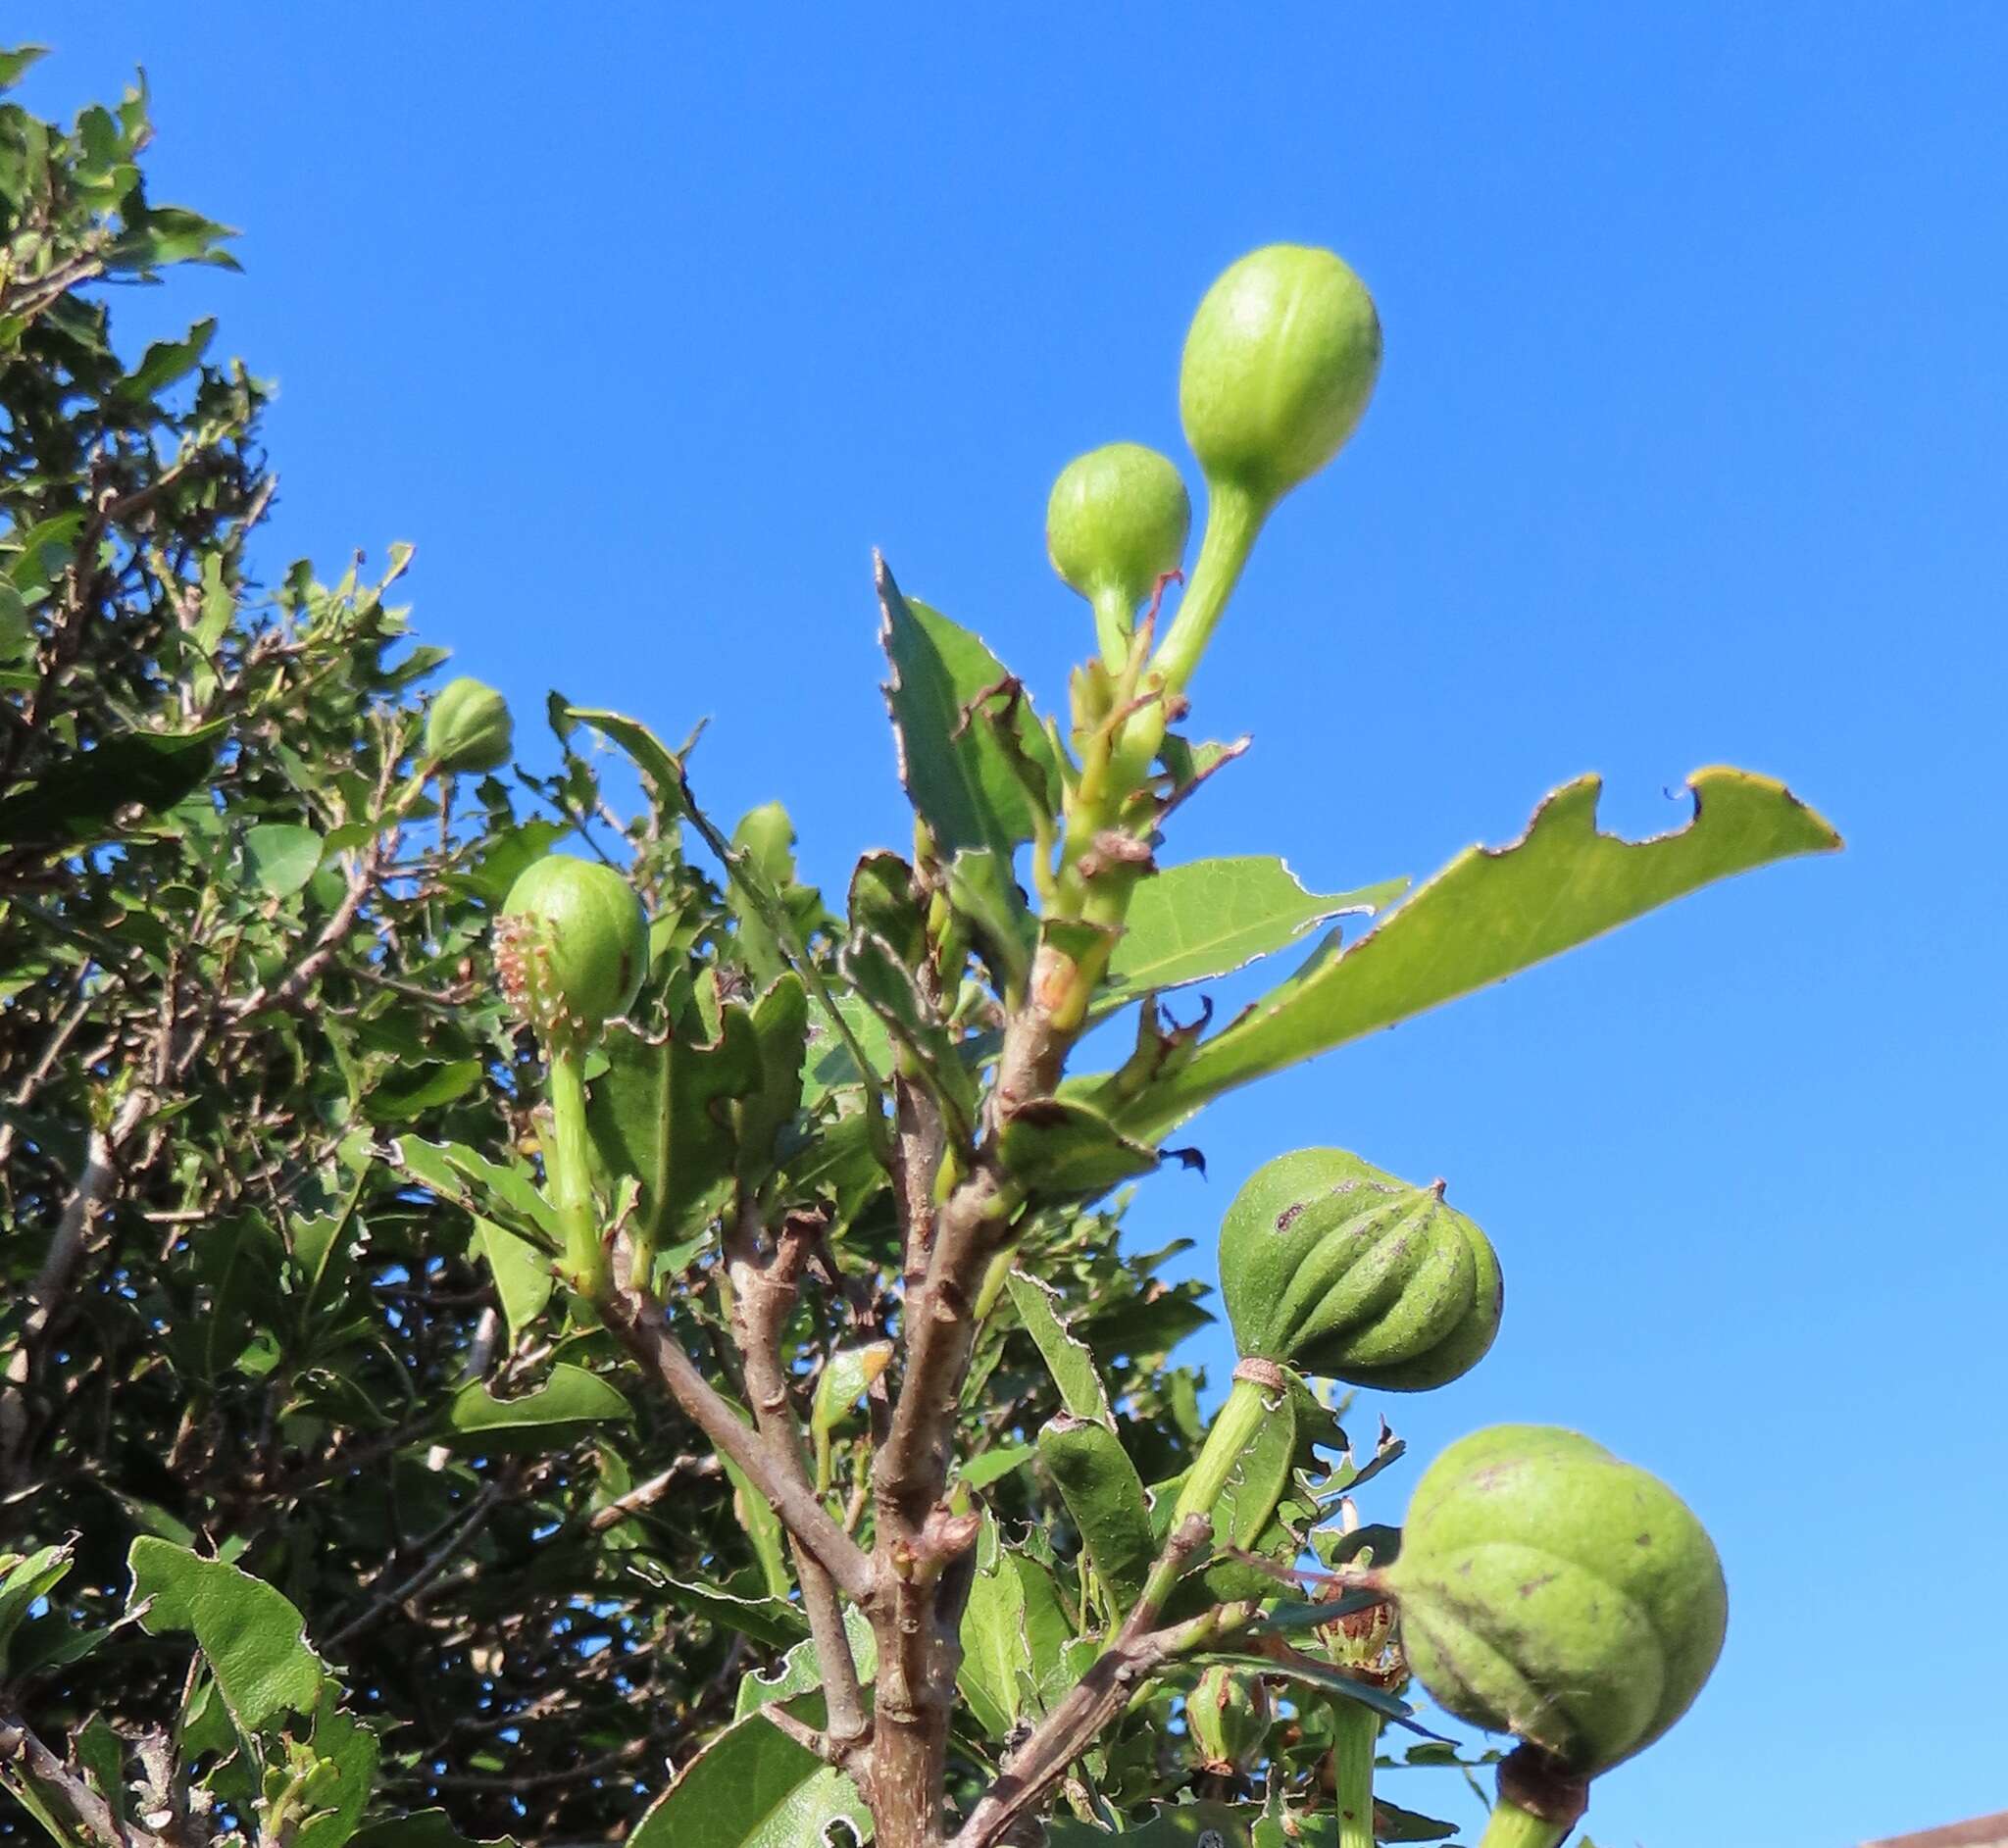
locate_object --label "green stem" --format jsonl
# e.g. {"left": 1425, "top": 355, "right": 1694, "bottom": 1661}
{"left": 1149, "top": 478, "right": 1267, "bottom": 697}
{"left": 1330, "top": 1702, "right": 1380, "bottom": 1848}
{"left": 1168, "top": 1366, "right": 1280, "bottom": 1532}
{"left": 1477, "top": 1797, "right": 1573, "bottom": 1848}
{"left": 543, "top": 1040, "right": 606, "bottom": 1299}
{"left": 1090, "top": 585, "right": 1133, "bottom": 674}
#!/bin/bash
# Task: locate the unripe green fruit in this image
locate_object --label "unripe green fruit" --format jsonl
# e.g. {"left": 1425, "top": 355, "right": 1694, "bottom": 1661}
{"left": 1046, "top": 442, "right": 1192, "bottom": 620}
{"left": 1219, "top": 1148, "right": 1501, "bottom": 1390}
{"left": 1386, "top": 1425, "right": 1728, "bottom": 1776}
{"left": 1185, "top": 1663, "right": 1271, "bottom": 1775}
{"left": 1180, "top": 244, "right": 1381, "bottom": 506}
{"left": 425, "top": 675, "right": 514, "bottom": 774}
{"left": 497, "top": 854, "right": 648, "bottom": 1040}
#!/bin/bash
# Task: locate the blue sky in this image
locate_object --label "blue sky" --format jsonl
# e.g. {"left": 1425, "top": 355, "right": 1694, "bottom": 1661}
{"left": 25, "top": 7, "right": 2007, "bottom": 1842}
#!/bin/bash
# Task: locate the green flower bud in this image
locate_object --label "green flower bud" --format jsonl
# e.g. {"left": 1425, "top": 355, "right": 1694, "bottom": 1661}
{"left": 1180, "top": 244, "right": 1381, "bottom": 508}
{"left": 425, "top": 675, "right": 514, "bottom": 774}
{"left": 1046, "top": 442, "right": 1191, "bottom": 665}
{"left": 1218, "top": 1149, "right": 1502, "bottom": 1391}
{"left": 497, "top": 854, "right": 648, "bottom": 1041}
{"left": 1385, "top": 1425, "right": 1728, "bottom": 1776}
{"left": 1184, "top": 1663, "right": 1271, "bottom": 1775}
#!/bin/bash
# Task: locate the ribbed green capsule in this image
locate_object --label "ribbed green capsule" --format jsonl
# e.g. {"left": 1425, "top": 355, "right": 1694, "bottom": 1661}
{"left": 1185, "top": 1664, "right": 1271, "bottom": 1775}
{"left": 1385, "top": 1425, "right": 1728, "bottom": 1776}
{"left": 497, "top": 854, "right": 648, "bottom": 1042}
{"left": 425, "top": 675, "right": 514, "bottom": 774}
{"left": 1218, "top": 1148, "right": 1502, "bottom": 1390}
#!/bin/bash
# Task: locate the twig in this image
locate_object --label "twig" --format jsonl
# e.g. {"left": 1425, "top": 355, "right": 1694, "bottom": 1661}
{"left": 0, "top": 1702, "right": 165, "bottom": 1848}
{"left": 327, "top": 1476, "right": 510, "bottom": 1650}
{"left": 601, "top": 1284, "right": 877, "bottom": 1607}
{"left": 585, "top": 1454, "right": 721, "bottom": 1531}
{"left": 950, "top": 1517, "right": 1227, "bottom": 1848}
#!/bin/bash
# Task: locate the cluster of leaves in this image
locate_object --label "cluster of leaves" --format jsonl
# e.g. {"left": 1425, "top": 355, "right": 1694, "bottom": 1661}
{"left": 0, "top": 53, "right": 1213, "bottom": 1848}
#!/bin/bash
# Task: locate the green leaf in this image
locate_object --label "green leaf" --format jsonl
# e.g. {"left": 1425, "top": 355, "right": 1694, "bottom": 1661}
{"left": 0, "top": 46, "right": 50, "bottom": 90}
{"left": 996, "top": 1097, "right": 1159, "bottom": 1201}
{"left": 390, "top": 1137, "right": 558, "bottom": 1244}
{"left": 958, "top": 1443, "right": 1035, "bottom": 1489}
{"left": 1102, "top": 859, "right": 1406, "bottom": 1013}
{"left": 1037, "top": 1415, "right": 1157, "bottom": 1615}
{"left": 471, "top": 1218, "right": 554, "bottom": 1346}
{"left": 1113, "top": 769, "right": 1841, "bottom": 1139}
{"left": 563, "top": 707, "right": 688, "bottom": 824}
{"left": 627, "top": 1710, "right": 871, "bottom": 1848}
{"left": 587, "top": 999, "right": 760, "bottom": 1248}
{"left": 878, "top": 554, "right": 1056, "bottom": 857}
{"left": 1199, "top": 1651, "right": 1431, "bottom": 1731}
{"left": 1005, "top": 1271, "right": 1113, "bottom": 1426}
{"left": 0, "top": 1545, "right": 72, "bottom": 1674}
{"left": 114, "top": 317, "right": 216, "bottom": 403}
{"left": 439, "top": 1363, "right": 631, "bottom": 1451}
{"left": 350, "top": 1813, "right": 520, "bottom": 1848}
{"left": 242, "top": 823, "right": 325, "bottom": 897}
{"left": 734, "top": 1609, "right": 877, "bottom": 1720}
{"left": 126, "top": 1539, "right": 323, "bottom": 1732}
{"left": 295, "top": 1680, "right": 379, "bottom": 1848}
{"left": 0, "top": 721, "right": 226, "bottom": 850}
{"left": 735, "top": 973, "right": 809, "bottom": 1183}
{"left": 957, "top": 1547, "right": 1073, "bottom": 1737}
{"left": 362, "top": 1059, "right": 483, "bottom": 1124}
{"left": 648, "top": 1574, "right": 808, "bottom": 1652}
{"left": 1047, "top": 1802, "right": 1254, "bottom": 1846}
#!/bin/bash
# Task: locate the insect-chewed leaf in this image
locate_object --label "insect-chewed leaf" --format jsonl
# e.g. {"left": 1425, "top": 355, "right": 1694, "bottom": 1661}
{"left": 627, "top": 1709, "right": 870, "bottom": 1848}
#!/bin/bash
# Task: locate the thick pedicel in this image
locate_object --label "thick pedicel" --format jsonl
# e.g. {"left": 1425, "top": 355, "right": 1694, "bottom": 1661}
{"left": 1179, "top": 244, "right": 1381, "bottom": 507}
{"left": 497, "top": 854, "right": 648, "bottom": 1041}
{"left": 1386, "top": 1424, "right": 1728, "bottom": 1775}
{"left": 1219, "top": 1147, "right": 1502, "bottom": 1390}
{"left": 425, "top": 675, "right": 514, "bottom": 774}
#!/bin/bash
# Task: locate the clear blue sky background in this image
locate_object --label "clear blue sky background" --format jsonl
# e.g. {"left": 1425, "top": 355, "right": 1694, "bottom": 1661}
{"left": 24, "top": 7, "right": 2006, "bottom": 1843}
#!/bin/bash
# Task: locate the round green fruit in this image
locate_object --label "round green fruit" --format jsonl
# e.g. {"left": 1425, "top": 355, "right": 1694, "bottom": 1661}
{"left": 1219, "top": 1148, "right": 1501, "bottom": 1390}
{"left": 497, "top": 854, "right": 648, "bottom": 1039}
{"left": 1046, "top": 442, "right": 1192, "bottom": 619}
{"left": 425, "top": 675, "right": 514, "bottom": 774}
{"left": 1180, "top": 244, "right": 1381, "bottom": 506}
{"left": 1385, "top": 1425, "right": 1728, "bottom": 1775}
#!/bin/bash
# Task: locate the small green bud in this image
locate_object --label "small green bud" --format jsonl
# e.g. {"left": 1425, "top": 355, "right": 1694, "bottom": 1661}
{"left": 1218, "top": 1149, "right": 1501, "bottom": 1391}
{"left": 1180, "top": 244, "right": 1381, "bottom": 507}
{"left": 1184, "top": 1663, "right": 1271, "bottom": 1775}
{"left": 1046, "top": 442, "right": 1191, "bottom": 659}
{"left": 1385, "top": 1425, "right": 1728, "bottom": 1776}
{"left": 497, "top": 854, "right": 648, "bottom": 1041}
{"left": 425, "top": 675, "right": 514, "bottom": 774}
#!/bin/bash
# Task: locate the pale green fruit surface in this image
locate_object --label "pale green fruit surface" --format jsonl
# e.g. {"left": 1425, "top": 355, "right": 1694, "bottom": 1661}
{"left": 1184, "top": 1663, "right": 1271, "bottom": 1774}
{"left": 1387, "top": 1423, "right": 1728, "bottom": 1774}
{"left": 1180, "top": 244, "right": 1381, "bottom": 504}
{"left": 1045, "top": 441, "right": 1191, "bottom": 611}
{"left": 425, "top": 675, "right": 514, "bottom": 774}
{"left": 1219, "top": 1147, "right": 1501, "bottom": 1389}
{"left": 498, "top": 854, "right": 647, "bottom": 1037}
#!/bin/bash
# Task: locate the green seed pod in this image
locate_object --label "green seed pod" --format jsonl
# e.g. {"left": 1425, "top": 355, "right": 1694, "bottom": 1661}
{"left": 1385, "top": 1425, "right": 1728, "bottom": 1776}
{"left": 1185, "top": 1663, "right": 1271, "bottom": 1775}
{"left": 1179, "top": 244, "right": 1381, "bottom": 508}
{"left": 1046, "top": 442, "right": 1191, "bottom": 663}
{"left": 497, "top": 854, "right": 648, "bottom": 1041}
{"left": 1219, "top": 1148, "right": 1502, "bottom": 1391}
{"left": 425, "top": 675, "right": 514, "bottom": 774}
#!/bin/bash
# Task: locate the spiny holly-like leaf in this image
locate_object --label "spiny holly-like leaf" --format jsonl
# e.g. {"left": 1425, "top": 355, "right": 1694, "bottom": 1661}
{"left": 1111, "top": 768, "right": 1840, "bottom": 1139}
{"left": 878, "top": 552, "right": 1057, "bottom": 857}
{"left": 627, "top": 1709, "right": 871, "bottom": 1848}
{"left": 1102, "top": 858, "right": 1406, "bottom": 1014}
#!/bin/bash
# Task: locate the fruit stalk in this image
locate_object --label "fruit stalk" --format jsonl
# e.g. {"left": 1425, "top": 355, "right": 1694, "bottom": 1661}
{"left": 541, "top": 1039, "right": 605, "bottom": 1298}
{"left": 1476, "top": 1798, "right": 1572, "bottom": 1848}
{"left": 1148, "top": 478, "right": 1264, "bottom": 700}
{"left": 1167, "top": 1359, "right": 1286, "bottom": 1530}
{"left": 1330, "top": 1701, "right": 1380, "bottom": 1848}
